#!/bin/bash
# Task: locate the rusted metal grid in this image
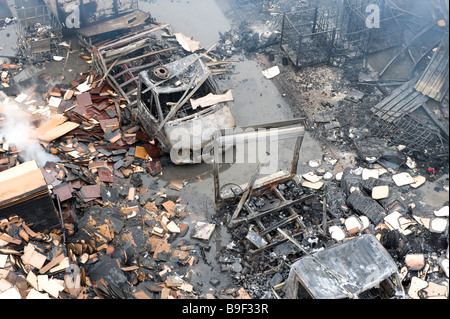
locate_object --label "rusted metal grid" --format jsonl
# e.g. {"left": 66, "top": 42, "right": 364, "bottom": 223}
{"left": 366, "top": 112, "right": 446, "bottom": 151}
{"left": 414, "top": 33, "right": 449, "bottom": 102}
{"left": 358, "top": 104, "right": 449, "bottom": 166}
{"left": 12, "top": 0, "right": 64, "bottom": 62}
{"left": 366, "top": 78, "right": 449, "bottom": 156}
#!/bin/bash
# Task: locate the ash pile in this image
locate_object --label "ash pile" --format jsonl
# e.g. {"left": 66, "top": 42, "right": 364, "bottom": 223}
{"left": 216, "top": 157, "right": 449, "bottom": 299}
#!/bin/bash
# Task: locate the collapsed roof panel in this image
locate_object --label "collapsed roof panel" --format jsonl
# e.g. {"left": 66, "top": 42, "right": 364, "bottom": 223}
{"left": 370, "top": 79, "right": 429, "bottom": 123}
{"left": 414, "top": 33, "right": 449, "bottom": 102}
{"left": 77, "top": 10, "right": 150, "bottom": 37}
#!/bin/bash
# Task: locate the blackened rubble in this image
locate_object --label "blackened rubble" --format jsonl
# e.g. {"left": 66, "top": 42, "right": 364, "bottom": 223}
{"left": 10, "top": 0, "right": 66, "bottom": 66}
{"left": 219, "top": 0, "right": 449, "bottom": 178}
{"left": 0, "top": 0, "right": 449, "bottom": 300}
{"left": 217, "top": 161, "right": 448, "bottom": 299}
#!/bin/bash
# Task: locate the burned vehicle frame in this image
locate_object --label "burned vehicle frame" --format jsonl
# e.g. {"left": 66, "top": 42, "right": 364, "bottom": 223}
{"left": 136, "top": 53, "right": 236, "bottom": 164}
{"left": 284, "top": 234, "right": 405, "bottom": 299}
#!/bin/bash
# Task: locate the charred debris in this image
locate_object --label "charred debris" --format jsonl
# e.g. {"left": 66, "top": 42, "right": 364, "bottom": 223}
{"left": 0, "top": 0, "right": 449, "bottom": 300}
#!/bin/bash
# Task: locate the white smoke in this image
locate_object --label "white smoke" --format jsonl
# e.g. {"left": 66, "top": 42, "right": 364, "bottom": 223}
{"left": 0, "top": 91, "right": 60, "bottom": 167}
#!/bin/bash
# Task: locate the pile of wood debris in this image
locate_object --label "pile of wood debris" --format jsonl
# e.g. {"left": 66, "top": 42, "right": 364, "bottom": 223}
{"left": 1, "top": 63, "right": 22, "bottom": 89}
{"left": 0, "top": 64, "right": 246, "bottom": 299}
{"left": 0, "top": 216, "right": 75, "bottom": 299}
{"left": 0, "top": 198, "right": 203, "bottom": 299}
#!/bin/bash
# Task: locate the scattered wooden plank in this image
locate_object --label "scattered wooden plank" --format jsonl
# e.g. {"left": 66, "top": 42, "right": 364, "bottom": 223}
{"left": 0, "top": 255, "right": 8, "bottom": 268}
{"left": 39, "top": 254, "right": 65, "bottom": 274}
{"left": 21, "top": 246, "right": 47, "bottom": 269}
{"left": 0, "top": 234, "right": 21, "bottom": 245}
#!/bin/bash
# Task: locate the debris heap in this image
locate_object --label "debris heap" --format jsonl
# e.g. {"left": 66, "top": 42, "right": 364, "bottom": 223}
{"left": 218, "top": 157, "right": 449, "bottom": 299}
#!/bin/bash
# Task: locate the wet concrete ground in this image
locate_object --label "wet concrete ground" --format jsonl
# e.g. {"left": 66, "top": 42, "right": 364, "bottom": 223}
{"left": 0, "top": 24, "right": 17, "bottom": 58}
{"left": 139, "top": 0, "right": 230, "bottom": 49}
{"left": 0, "top": 0, "right": 17, "bottom": 59}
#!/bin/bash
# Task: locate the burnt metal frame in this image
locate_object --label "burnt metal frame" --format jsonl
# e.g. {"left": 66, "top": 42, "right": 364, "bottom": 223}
{"left": 342, "top": 0, "right": 405, "bottom": 55}
{"left": 361, "top": 111, "right": 448, "bottom": 153}
{"left": 12, "top": 0, "right": 64, "bottom": 61}
{"left": 210, "top": 118, "right": 329, "bottom": 254}
{"left": 79, "top": 23, "right": 171, "bottom": 105}
{"left": 280, "top": 8, "right": 338, "bottom": 69}
{"left": 363, "top": 78, "right": 449, "bottom": 153}
{"left": 280, "top": 0, "right": 406, "bottom": 69}
{"left": 212, "top": 118, "right": 307, "bottom": 210}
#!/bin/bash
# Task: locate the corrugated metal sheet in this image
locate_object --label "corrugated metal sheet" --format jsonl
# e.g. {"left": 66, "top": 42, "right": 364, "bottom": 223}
{"left": 286, "top": 234, "right": 398, "bottom": 299}
{"left": 414, "top": 33, "right": 449, "bottom": 102}
{"left": 371, "top": 79, "right": 429, "bottom": 122}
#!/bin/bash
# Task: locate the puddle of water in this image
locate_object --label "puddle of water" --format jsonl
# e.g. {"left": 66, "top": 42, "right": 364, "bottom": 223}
{"left": 216, "top": 55, "right": 293, "bottom": 125}
{"left": 418, "top": 175, "right": 449, "bottom": 208}
{"left": 366, "top": 47, "right": 413, "bottom": 79}
{"left": 138, "top": 0, "right": 231, "bottom": 48}
{"left": 0, "top": 1, "right": 11, "bottom": 18}
{"left": 0, "top": 1, "right": 17, "bottom": 56}
{"left": 365, "top": 26, "right": 444, "bottom": 80}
